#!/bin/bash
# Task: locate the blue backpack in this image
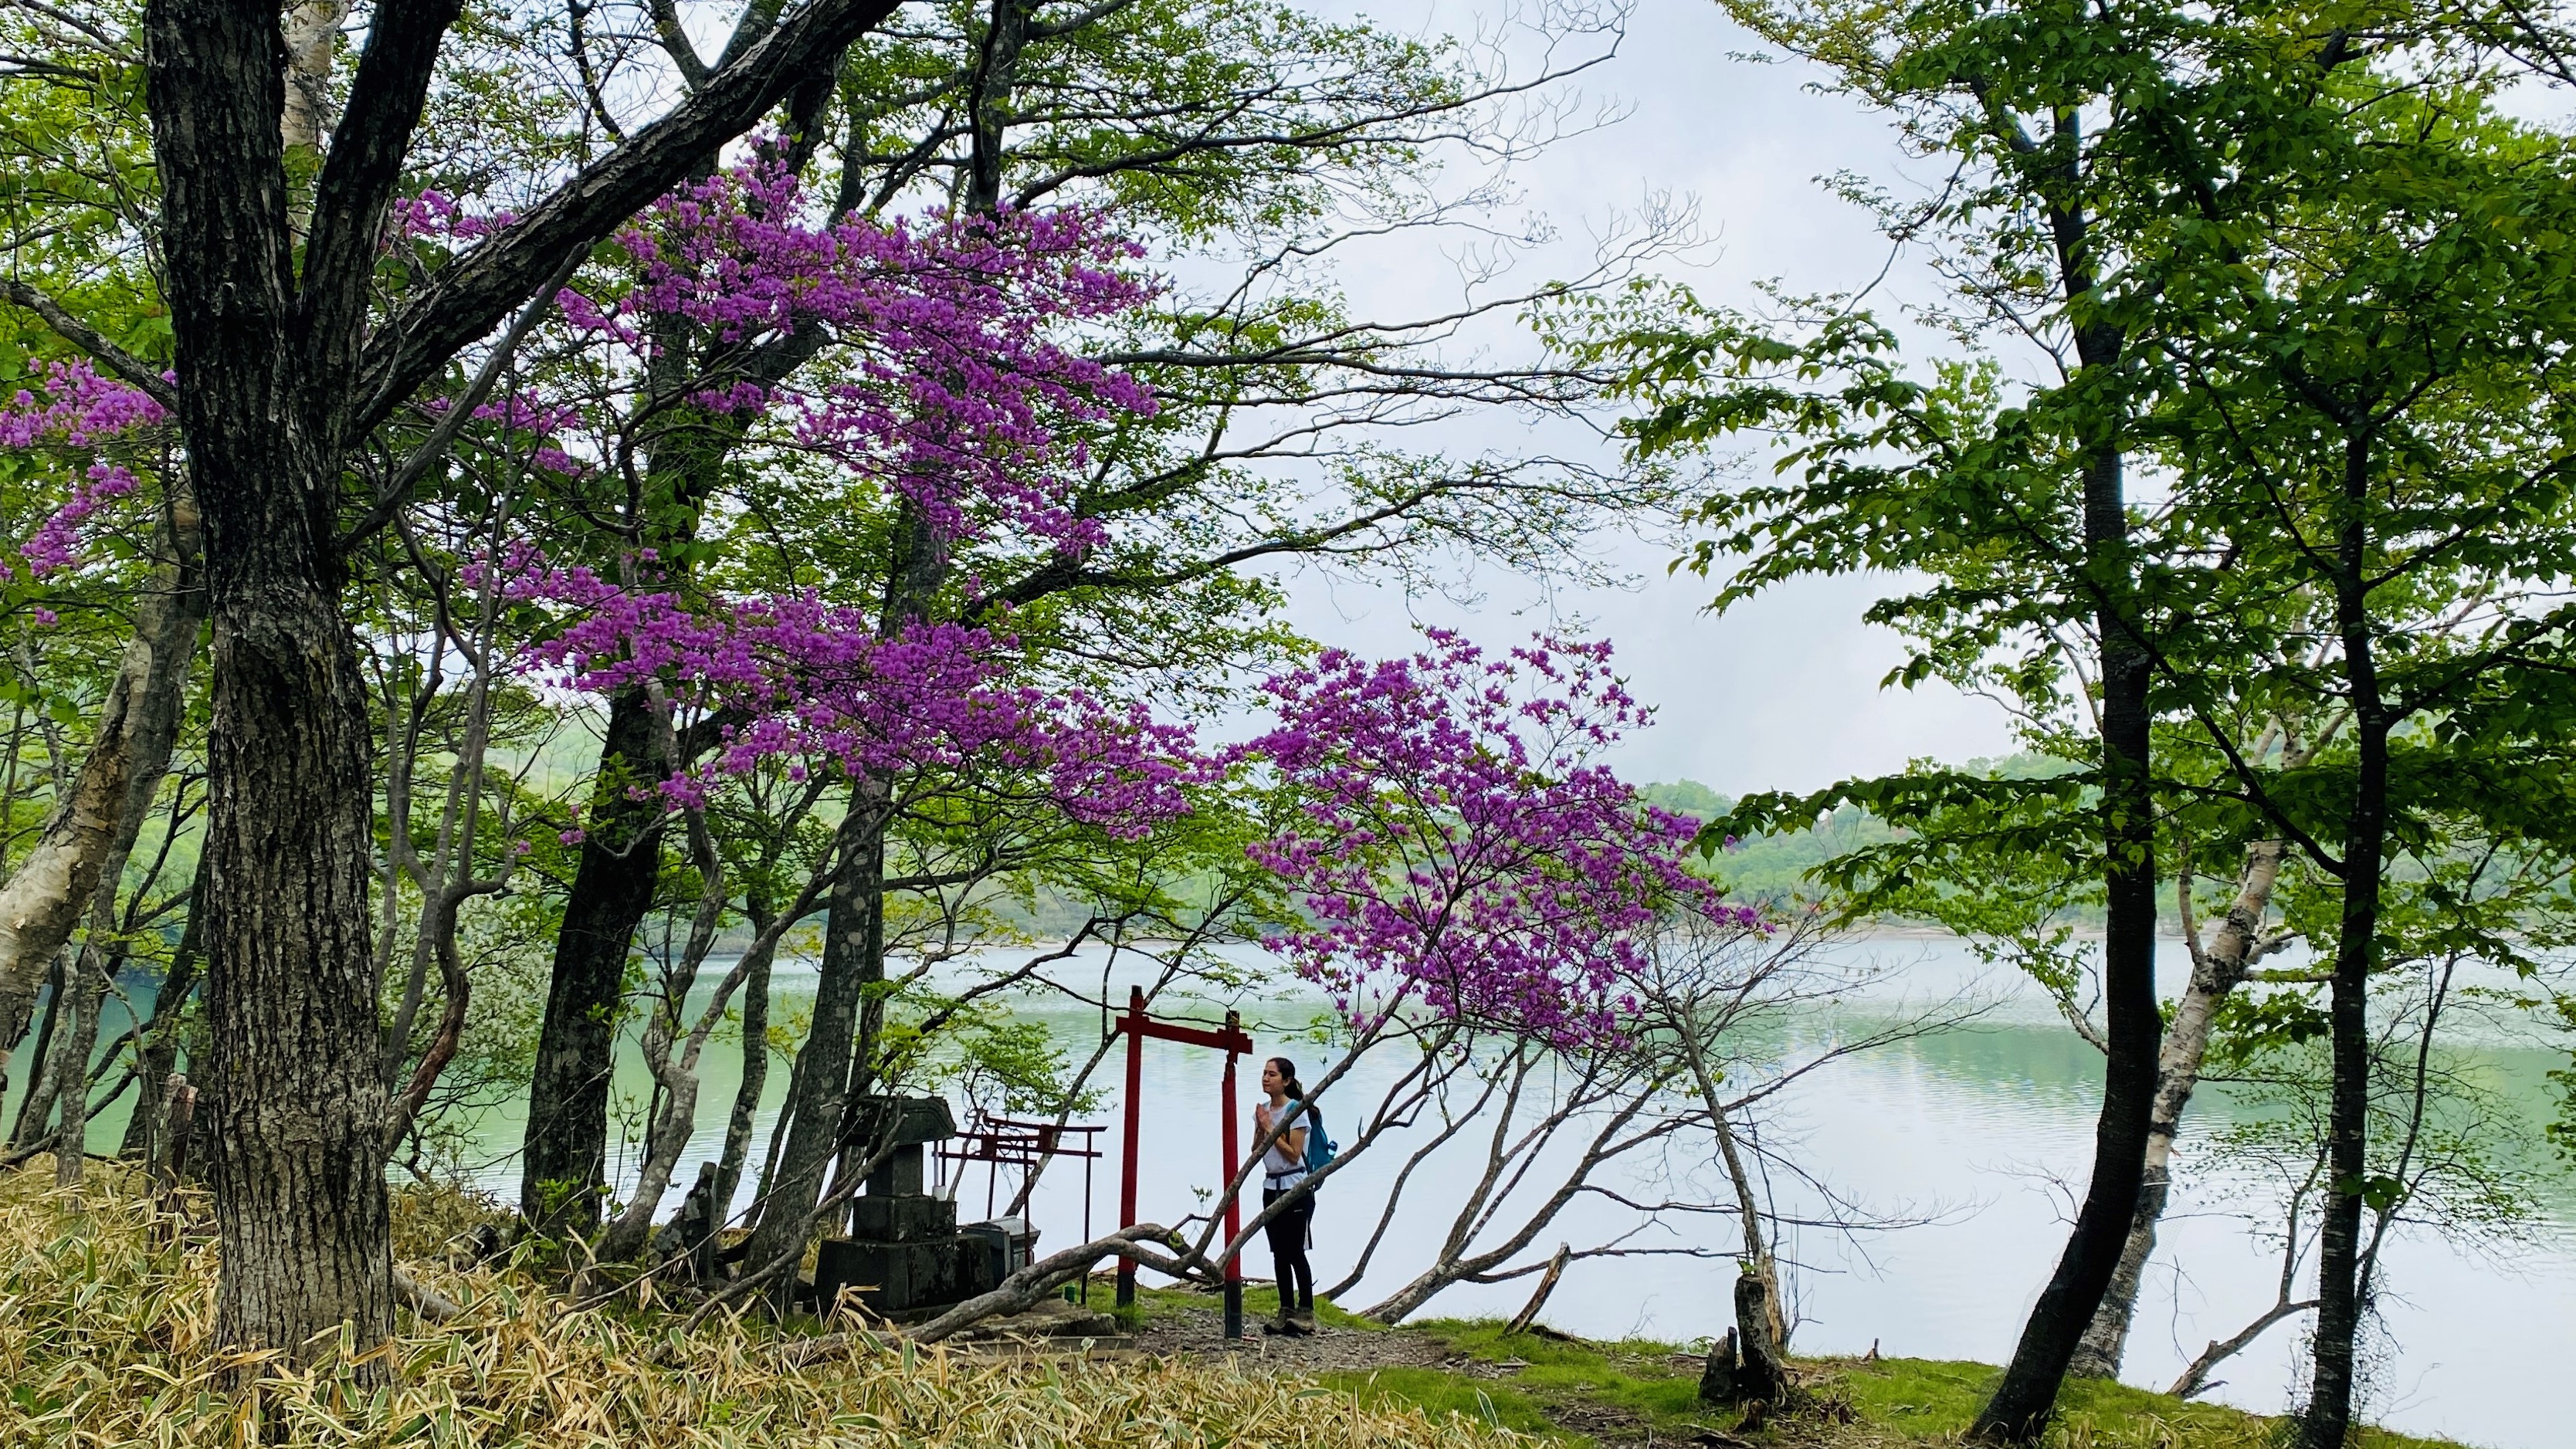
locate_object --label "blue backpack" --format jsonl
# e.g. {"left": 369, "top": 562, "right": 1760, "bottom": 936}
{"left": 1297, "top": 1100, "right": 1337, "bottom": 1174}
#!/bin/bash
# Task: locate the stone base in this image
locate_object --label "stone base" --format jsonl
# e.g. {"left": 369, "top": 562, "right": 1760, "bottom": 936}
{"left": 815, "top": 1233, "right": 997, "bottom": 1315}
{"left": 849, "top": 1193, "right": 958, "bottom": 1243}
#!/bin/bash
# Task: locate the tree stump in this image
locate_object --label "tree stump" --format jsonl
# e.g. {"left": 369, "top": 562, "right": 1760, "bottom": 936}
{"left": 1733, "top": 1268, "right": 1788, "bottom": 1403}
{"left": 652, "top": 1160, "right": 722, "bottom": 1282}
{"left": 1698, "top": 1326, "right": 1738, "bottom": 1405}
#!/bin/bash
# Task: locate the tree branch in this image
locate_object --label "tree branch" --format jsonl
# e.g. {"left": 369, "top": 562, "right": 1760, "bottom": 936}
{"left": 0, "top": 280, "right": 175, "bottom": 410}
{"left": 351, "top": 0, "right": 908, "bottom": 437}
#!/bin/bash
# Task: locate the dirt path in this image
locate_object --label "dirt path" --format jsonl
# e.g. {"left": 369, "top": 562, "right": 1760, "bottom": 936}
{"left": 1123, "top": 1298, "right": 1466, "bottom": 1373}
{"left": 1113, "top": 1298, "right": 1685, "bottom": 1447}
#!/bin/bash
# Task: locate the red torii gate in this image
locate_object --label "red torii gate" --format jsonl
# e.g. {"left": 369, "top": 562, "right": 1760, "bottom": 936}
{"left": 1113, "top": 984, "right": 1256, "bottom": 1338}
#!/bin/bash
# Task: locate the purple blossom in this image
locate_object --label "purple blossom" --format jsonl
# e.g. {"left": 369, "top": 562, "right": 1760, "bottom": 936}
{"left": 1242, "top": 630, "right": 1744, "bottom": 1048}
{"left": 558, "top": 161, "right": 1158, "bottom": 554}
{"left": 493, "top": 543, "right": 1205, "bottom": 835}
{"left": 0, "top": 360, "right": 168, "bottom": 581}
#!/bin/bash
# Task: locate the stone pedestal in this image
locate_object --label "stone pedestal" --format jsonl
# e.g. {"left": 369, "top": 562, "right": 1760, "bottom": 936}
{"left": 812, "top": 1094, "right": 993, "bottom": 1315}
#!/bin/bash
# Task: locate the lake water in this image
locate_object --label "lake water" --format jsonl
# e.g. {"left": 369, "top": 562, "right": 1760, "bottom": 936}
{"left": 12, "top": 935, "right": 2569, "bottom": 1448}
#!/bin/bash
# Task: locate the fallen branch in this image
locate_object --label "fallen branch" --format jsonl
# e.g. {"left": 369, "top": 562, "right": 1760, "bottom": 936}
{"left": 910, "top": 1224, "right": 1190, "bottom": 1343}
{"left": 393, "top": 1264, "right": 463, "bottom": 1323}
{"left": 1505, "top": 1243, "right": 1570, "bottom": 1335}
{"left": 2168, "top": 1295, "right": 2319, "bottom": 1399}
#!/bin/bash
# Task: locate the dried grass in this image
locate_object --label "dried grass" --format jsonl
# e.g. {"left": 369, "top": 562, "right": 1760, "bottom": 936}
{"left": 0, "top": 1163, "right": 1517, "bottom": 1448}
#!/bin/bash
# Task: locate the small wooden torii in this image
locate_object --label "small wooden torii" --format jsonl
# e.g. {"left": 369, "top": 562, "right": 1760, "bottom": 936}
{"left": 1112, "top": 984, "right": 1256, "bottom": 1338}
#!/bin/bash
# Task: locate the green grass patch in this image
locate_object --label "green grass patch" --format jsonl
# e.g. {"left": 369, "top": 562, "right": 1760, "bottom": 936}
{"left": 1318, "top": 1366, "right": 1564, "bottom": 1438}
{"left": 1303, "top": 1321, "right": 2480, "bottom": 1449}
{"left": 1812, "top": 1356, "right": 2472, "bottom": 1448}
{"left": 1407, "top": 1318, "right": 1718, "bottom": 1443}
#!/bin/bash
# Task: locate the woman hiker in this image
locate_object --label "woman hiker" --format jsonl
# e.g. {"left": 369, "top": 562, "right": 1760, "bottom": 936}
{"left": 1255, "top": 1055, "right": 1317, "bottom": 1334}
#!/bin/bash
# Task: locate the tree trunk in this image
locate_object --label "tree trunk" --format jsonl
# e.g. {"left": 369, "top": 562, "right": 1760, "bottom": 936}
{"left": 46, "top": 943, "right": 110, "bottom": 1183}
{"left": 1698, "top": 1328, "right": 1739, "bottom": 1406}
{"left": 190, "top": 449, "right": 395, "bottom": 1363}
{"left": 1506, "top": 1242, "right": 1571, "bottom": 1334}
{"left": 709, "top": 928, "right": 771, "bottom": 1217}
{"left": 141, "top": 0, "right": 910, "bottom": 1357}
{"left": 2304, "top": 442, "right": 2388, "bottom": 1449}
{"left": 595, "top": 811, "right": 744, "bottom": 1263}
{"left": 280, "top": 0, "right": 348, "bottom": 156}
{"left": 0, "top": 496, "right": 205, "bottom": 1109}
{"left": 53, "top": 526, "right": 201, "bottom": 1187}
{"left": 788, "top": 504, "right": 947, "bottom": 1245}
{"left": 1732, "top": 1268, "right": 1788, "bottom": 1403}
{"left": 8, "top": 952, "right": 63, "bottom": 1147}
{"left": 144, "top": 0, "right": 422, "bottom": 1362}
{"left": 121, "top": 862, "right": 206, "bottom": 1160}
{"left": 1971, "top": 354, "right": 2161, "bottom": 1437}
{"left": 738, "top": 778, "right": 889, "bottom": 1278}
{"left": 597, "top": 1061, "right": 703, "bottom": 1262}
{"left": 2071, "top": 839, "right": 2285, "bottom": 1378}
{"left": 1672, "top": 973, "right": 1792, "bottom": 1367}
{"left": 519, "top": 686, "right": 666, "bottom": 1235}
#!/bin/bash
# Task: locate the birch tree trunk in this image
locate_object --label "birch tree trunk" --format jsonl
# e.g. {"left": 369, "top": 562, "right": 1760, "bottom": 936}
{"left": 2069, "top": 840, "right": 2285, "bottom": 1378}
{"left": 0, "top": 494, "right": 202, "bottom": 1116}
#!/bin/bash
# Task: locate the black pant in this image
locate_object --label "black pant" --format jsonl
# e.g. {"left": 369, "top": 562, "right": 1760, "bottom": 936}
{"left": 1263, "top": 1183, "right": 1314, "bottom": 1312}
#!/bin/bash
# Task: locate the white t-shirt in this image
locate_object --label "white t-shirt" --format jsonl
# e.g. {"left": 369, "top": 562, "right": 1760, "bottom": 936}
{"left": 1257, "top": 1101, "right": 1307, "bottom": 1181}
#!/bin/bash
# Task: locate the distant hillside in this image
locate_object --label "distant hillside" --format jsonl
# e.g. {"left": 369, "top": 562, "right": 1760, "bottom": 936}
{"left": 1640, "top": 754, "right": 2086, "bottom": 908}
{"left": 1637, "top": 780, "right": 1903, "bottom": 904}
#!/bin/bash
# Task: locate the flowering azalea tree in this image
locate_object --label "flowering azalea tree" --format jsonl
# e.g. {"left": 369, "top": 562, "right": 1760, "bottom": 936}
{"left": 1147, "top": 630, "right": 1751, "bottom": 1305}
{"left": 502, "top": 546, "right": 1205, "bottom": 1260}
{"left": 425, "top": 161, "right": 1157, "bottom": 559}
{"left": 451, "top": 164, "right": 1199, "bottom": 1258}
{"left": 0, "top": 359, "right": 168, "bottom": 585}
{"left": 497, "top": 553, "right": 1200, "bottom": 824}
{"left": 1247, "top": 628, "right": 1731, "bottom": 1048}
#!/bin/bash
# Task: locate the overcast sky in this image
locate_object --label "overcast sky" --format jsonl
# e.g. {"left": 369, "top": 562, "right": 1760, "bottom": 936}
{"left": 1268, "top": 0, "right": 2022, "bottom": 794}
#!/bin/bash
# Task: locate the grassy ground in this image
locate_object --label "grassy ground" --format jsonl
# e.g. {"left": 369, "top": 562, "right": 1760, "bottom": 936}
{"left": 2, "top": 1169, "right": 2480, "bottom": 1449}
{"left": 1320, "top": 1313, "right": 2473, "bottom": 1449}
{"left": 0, "top": 1165, "right": 1510, "bottom": 1448}
{"left": 1107, "top": 1283, "right": 2470, "bottom": 1449}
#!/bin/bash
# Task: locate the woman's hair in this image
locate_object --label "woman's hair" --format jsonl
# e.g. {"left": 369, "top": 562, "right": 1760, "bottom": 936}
{"left": 1268, "top": 1056, "right": 1305, "bottom": 1100}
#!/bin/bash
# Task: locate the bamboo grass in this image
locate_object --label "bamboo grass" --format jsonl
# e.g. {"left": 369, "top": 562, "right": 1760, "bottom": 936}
{"left": 0, "top": 1163, "right": 1516, "bottom": 1448}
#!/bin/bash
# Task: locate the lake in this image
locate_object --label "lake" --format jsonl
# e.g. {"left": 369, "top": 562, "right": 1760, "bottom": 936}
{"left": 12, "top": 934, "right": 2569, "bottom": 1448}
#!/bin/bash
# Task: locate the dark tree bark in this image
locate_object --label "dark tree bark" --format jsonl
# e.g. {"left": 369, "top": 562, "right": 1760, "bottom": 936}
{"left": 144, "top": 0, "right": 447, "bottom": 1358}
{"left": 1697, "top": 1328, "right": 1739, "bottom": 1406}
{"left": 738, "top": 779, "right": 888, "bottom": 1276}
{"left": 7, "top": 953, "right": 63, "bottom": 1147}
{"left": 1732, "top": 1270, "right": 1788, "bottom": 1403}
{"left": 2303, "top": 437, "right": 2389, "bottom": 1449}
{"left": 1974, "top": 451, "right": 2161, "bottom": 1445}
{"left": 1971, "top": 126, "right": 2162, "bottom": 1440}
{"left": 134, "top": 0, "right": 909, "bottom": 1360}
{"left": 520, "top": 686, "right": 667, "bottom": 1234}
